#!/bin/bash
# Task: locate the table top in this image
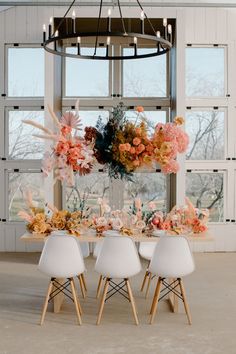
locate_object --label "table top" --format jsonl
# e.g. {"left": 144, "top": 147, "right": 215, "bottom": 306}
{"left": 20, "top": 231, "right": 213, "bottom": 243}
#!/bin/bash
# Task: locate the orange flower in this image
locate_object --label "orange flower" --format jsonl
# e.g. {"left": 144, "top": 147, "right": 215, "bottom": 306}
{"left": 130, "top": 147, "right": 136, "bottom": 154}
{"left": 133, "top": 160, "right": 140, "bottom": 167}
{"left": 133, "top": 137, "right": 141, "bottom": 146}
{"left": 119, "top": 144, "right": 126, "bottom": 152}
{"left": 174, "top": 116, "right": 184, "bottom": 125}
{"left": 125, "top": 143, "right": 131, "bottom": 151}
{"left": 136, "top": 106, "right": 144, "bottom": 113}
{"left": 135, "top": 127, "right": 142, "bottom": 136}
{"left": 56, "top": 141, "right": 70, "bottom": 154}
{"left": 61, "top": 125, "right": 72, "bottom": 136}
{"left": 136, "top": 144, "right": 145, "bottom": 154}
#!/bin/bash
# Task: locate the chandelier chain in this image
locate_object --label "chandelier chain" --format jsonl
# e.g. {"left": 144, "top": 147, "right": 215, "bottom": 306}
{"left": 94, "top": 0, "right": 103, "bottom": 56}
{"left": 117, "top": 0, "right": 127, "bottom": 35}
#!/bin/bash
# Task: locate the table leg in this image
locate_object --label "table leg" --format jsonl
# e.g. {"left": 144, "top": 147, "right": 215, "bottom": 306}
{"left": 168, "top": 278, "right": 178, "bottom": 313}
{"left": 53, "top": 278, "right": 65, "bottom": 313}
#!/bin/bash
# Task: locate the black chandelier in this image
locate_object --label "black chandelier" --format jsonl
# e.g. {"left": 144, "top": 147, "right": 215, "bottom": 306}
{"left": 43, "top": 0, "right": 173, "bottom": 60}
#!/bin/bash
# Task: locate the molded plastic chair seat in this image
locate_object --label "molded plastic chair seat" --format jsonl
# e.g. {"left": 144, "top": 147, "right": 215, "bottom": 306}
{"left": 95, "top": 236, "right": 142, "bottom": 325}
{"left": 95, "top": 236, "right": 141, "bottom": 279}
{"left": 148, "top": 236, "right": 195, "bottom": 325}
{"left": 38, "top": 235, "right": 85, "bottom": 325}
{"left": 149, "top": 236, "right": 195, "bottom": 278}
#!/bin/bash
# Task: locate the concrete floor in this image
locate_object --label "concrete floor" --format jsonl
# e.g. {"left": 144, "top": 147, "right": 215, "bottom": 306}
{"left": 0, "top": 252, "right": 236, "bottom": 354}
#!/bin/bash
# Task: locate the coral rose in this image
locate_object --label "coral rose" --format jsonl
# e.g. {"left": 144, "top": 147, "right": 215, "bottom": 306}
{"left": 133, "top": 137, "right": 141, "bottom": 146}
{"left": 119, "top": 144, "right": 126, "bottom": 152}
{"left": 125, "top": 143, "right": 131, "bottom": 151}
{"left": 136, "top": 144, "right": 145, "bottom": 154}
{"left": 61, "top": 125, "right": 72, "bottom": 136}
{"left": 130, "top": 147, "right": 136, "bottom": 154}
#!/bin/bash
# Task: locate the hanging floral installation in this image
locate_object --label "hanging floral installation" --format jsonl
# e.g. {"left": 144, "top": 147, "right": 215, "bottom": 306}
{"left": 23, "top": 100, "right": 94, "bottom": 186}
{"left": 23, "top": 101, "right": 189, "bottom": 185}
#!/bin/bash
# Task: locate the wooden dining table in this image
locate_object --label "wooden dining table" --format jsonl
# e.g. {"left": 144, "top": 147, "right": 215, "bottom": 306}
{"left": 20, "top": 230, "right": 213, "bottom": 314}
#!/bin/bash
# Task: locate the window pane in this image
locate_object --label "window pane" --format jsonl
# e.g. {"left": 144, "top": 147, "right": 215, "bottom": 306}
{"left": 8, "top": 172, "right": 44, "bottom": 221}
{"left": 65, "top": 173, "right": 110, "bottom": 214}
{"left": 70, "top": 110, "right": 109, "bottom": 131}
{"left": 186, "top": 110, "right": 225, "bottom": 160}
{"left": 123, "top": 48, "right": 167, "bottom": 97}
{"left": 186, "top": 47, "right": 225, "bottom": 97}
{"left": 126, "top": 110, "right": 166, "bottom": 135}
{"left": 8, "top": 110, "right": 44, "bottom": 160}
{"left": 123, "top": 173, "right": 167, "bottom": 212}
{"left": 8, "top": 48, "right": 44, "bottom": 97}
{"left": 65, "top": 47, "right": 109, "bottom": 97}
{"left": 186, "top": 172, "right": 224, "bottom": 222}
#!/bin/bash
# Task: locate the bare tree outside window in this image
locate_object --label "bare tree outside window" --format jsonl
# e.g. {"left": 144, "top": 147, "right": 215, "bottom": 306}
{"left": 186, "top": 173, "right": 224, "bottom": 222}
{"left": 8, "top": 111, "right": 45, "bottom": 160}
{"left": 186, "top": 110, "right": 224, "bottom": 160}
{"left": 124, "top": 173, "right": 167, "bottom": 212}
{"left": 186, "top": 47, "right": 225, "bottom": 97}
{"left": 123, "top": 48, "right": 167, "bottom": 97}
{"left": 66, "top": 174, "right": 110, "bottom": 214}
{"left": 8, "top": 172, "right": 44, "bottom": 221}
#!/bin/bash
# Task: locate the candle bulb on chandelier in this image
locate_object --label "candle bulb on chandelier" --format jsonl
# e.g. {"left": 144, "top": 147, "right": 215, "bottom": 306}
{"left": 107, "top": 8, "right": 111, "bottom": 32}
{"left": 77, "top": 36, "right": 81, "bottom": 55}
{"left": 134, "top": 36, "right": 137, "bottom": 56}
{"left": 168, "top": 24, "right": 172, "bottom": 43}
{"left": 43, "top": 24, "right": 46, "bottom": 42}
{"left": 106, "top": 36, "right": 110, "bottom": 56}
{"left": 140, "top": 10, "right": 145, "bottom": 34}
{"left": 49, "top": 17, "right": 53, "bottom": 38}
{"left": 156, "top": 31, "right": 161, "bottom": 52}
{"left": 72, "top": 10, "right": 76, "bottom": 33}
{"left": 163, "top": 18, "right": 167, "bottom": 39}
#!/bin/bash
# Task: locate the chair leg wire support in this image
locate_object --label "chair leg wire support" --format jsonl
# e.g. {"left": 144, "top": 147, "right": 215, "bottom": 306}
{"left": 96, "top": 277, "right": 139, "bottom": 325}
{"left": 150, "top": 277, "right": 192, "bottom": 325}
{"left": 40, "top": 277, "right": 82, "bottom": 326}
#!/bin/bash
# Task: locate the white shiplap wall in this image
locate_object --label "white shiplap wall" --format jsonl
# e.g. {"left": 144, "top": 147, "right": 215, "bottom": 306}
{"left": 0, "top": 6, "right": 236, "bottom": 251}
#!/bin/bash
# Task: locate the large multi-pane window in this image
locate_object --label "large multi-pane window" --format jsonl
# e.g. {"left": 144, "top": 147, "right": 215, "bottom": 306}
{"left": 63, "top": 42, "right": 170, "bottom": 214}
{"left": 2, "top": 45, "right": 45, "bottom": 221}
{"left": 185, "top": 45, "right": 228, "bottom": 223}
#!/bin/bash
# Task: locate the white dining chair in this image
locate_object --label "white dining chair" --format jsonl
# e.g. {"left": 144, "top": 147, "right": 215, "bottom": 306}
{"left": 38, "top": 235, "right": 85, "bottom": 325}
{"left": 50, "top": 230, "right": 88, "bottom": 299}
{"left": 95, "top": 236, "right": 142, "bottom": 325}
{"left": 93, "top": 231, "right": 120, "bottom": 299}
{"left": 148, "top": 236, "right": 195, "bottom": 325}
{"left": 139, "top": 242, "right": 157, "bottom": 298}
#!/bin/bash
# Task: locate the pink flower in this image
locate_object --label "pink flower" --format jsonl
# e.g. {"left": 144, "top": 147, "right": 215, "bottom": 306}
{"left": 133, "top": 137, "right": 141, "bottom": 146}
{"left": 148, "top": 201, "right": 156, "bottom": 210}
{"left": 161, "top": 160, "right": 179, "bottom": 174}
{"left": 130, "top": 147, "right": 136, "bottom": 154}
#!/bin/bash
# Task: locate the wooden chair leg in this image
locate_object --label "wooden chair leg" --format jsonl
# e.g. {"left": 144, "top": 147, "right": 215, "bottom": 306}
{"left": 145, "top": 272, "right": 152, "bottom": 298}
{"left": 96, "top": 278, "right": 110, "bottom": 325}
{"left": 126, "top": 279, "right": 139, "bottom": 325}
{"left": 179, "top": 279, "right": 192, "bottom": 325}
{"left": 96, "top": 275, "right": 103, "bottom": 299}
{"left": 40, "top": 279, "right": 53, "bottom": 325}
{"left": 140, "top": 270, "right": 149, "bottom": 292}
{"left": 72, "top": 278, "right": 82, "bottom": 315}
{"left": 81, "top": 273, "right": 87, "bottom": 292}
{"left": 150, "top": 277, "right": 162, "bottom": 324}
{"left": 78, "top": 274, "right": 86, "bottom": 299}
{"left": 70, "top": 278, "right": 82, "bottom": 325}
